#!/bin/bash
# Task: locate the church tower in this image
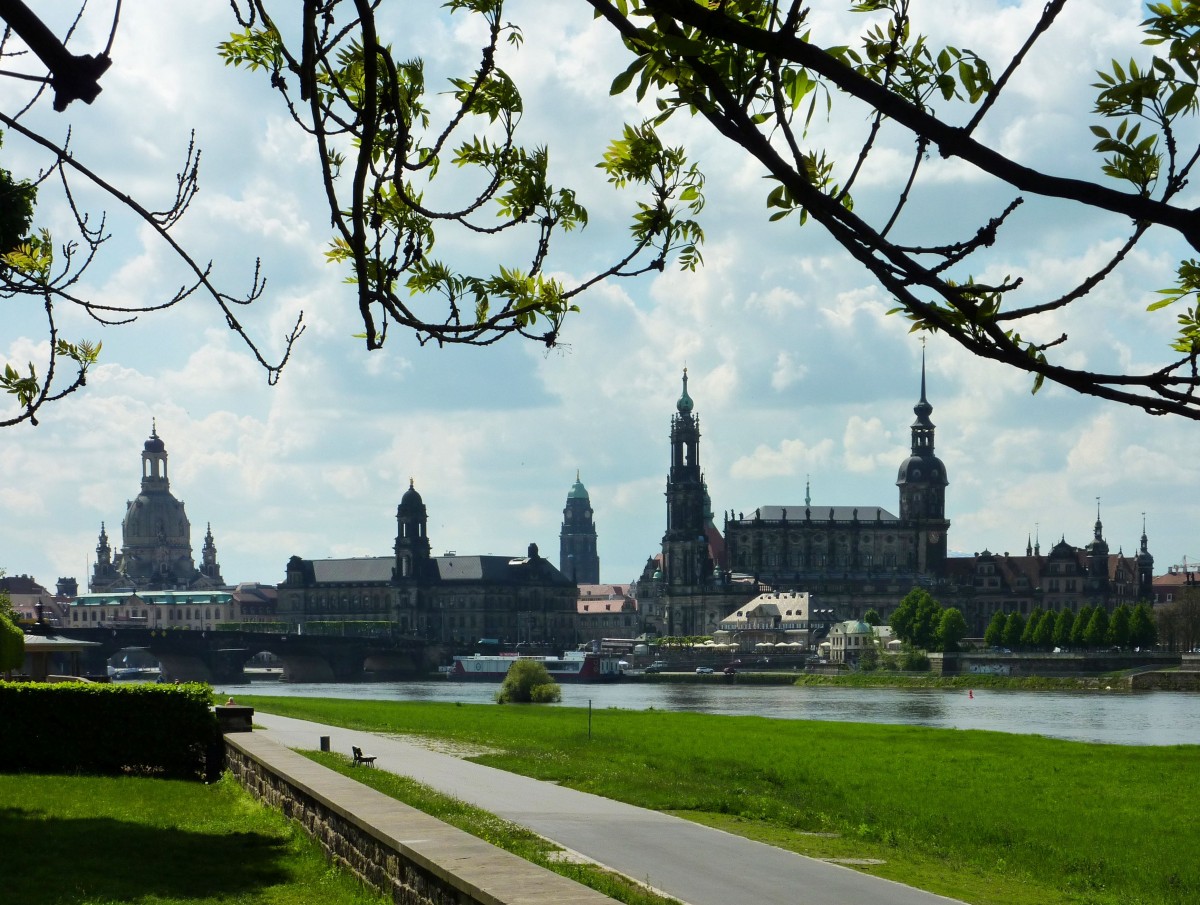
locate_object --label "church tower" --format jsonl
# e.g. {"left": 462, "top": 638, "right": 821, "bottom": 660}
{"left": 1086, "top": 501, "right": 1110, "bottom": 587}
{"left": 199, "top": 523, "right": 224, "bottom": 583}
{"left": 662, "top": 369, "right": 714, "bottom": 587}
{"left": 559, "top": 472, "right": 599, "bottom": 584}
{"left": 1136, "top": 516, "right": 1155, "bottom": 601}
{"left": 896, "top": 353, "right": 950, "bottom": 573}
{"left": 394, "top": 479, "right": 431, "bottom": 580}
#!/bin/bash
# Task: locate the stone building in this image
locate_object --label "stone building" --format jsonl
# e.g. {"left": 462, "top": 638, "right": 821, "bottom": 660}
{"left": 723, "top": 354, "right": 950, "bottom": 601}
{"left": 635, "top": 370, "right": 761, "bottom": 636}
{"left": 559, "top": 472, "right": 600, "bottom": 584}
{"left": 89, "top": 425, "right": 225, "bottom": 592}
{"left": 576, "top": 584, "right": 639, "bottom": 642}
{"left": 637, "top": 362, "right": 1155, "bottom": 639}
{"left": 936, "top": 516, "right": 1154, "bottom": 634}
{"left": 278, "top": 481, "right": 578, "bottom": 648}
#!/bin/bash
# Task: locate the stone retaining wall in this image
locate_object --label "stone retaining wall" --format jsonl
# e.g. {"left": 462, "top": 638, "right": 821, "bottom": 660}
{"left": 225, "top": 732, "right": 615, "bottom": 905}
{"left": 1130, "top": 670, "right": 1200, "bottom": 691}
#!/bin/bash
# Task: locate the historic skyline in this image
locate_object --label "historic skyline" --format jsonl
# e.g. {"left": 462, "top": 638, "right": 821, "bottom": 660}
{"left": 1, "top": 2, "right": 1196, "bottom": 589}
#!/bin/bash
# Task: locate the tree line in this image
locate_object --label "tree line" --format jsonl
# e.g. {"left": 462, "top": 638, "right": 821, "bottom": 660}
{"left": 884, "top": 587, "right": 1162, "bottom": 654}
{"left": 982, "top": 602, "right": 1157, "bottom": 653}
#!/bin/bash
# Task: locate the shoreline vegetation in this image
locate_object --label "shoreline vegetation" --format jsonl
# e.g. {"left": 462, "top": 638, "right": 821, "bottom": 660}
{"left": 634, "top": 670, "right": 1125, "bottom": 690}
{"left": 242, "top": 696, "right": 1199, "bottom": 905}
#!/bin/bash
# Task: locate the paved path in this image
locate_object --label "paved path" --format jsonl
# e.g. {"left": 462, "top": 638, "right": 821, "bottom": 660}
{"left": 254, "top": 713, "right": 966, "bottom": 905}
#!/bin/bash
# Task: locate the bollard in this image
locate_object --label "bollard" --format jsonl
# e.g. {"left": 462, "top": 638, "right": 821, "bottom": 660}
{"left": 320, "top": 736, "right": 330, "bottom": 752}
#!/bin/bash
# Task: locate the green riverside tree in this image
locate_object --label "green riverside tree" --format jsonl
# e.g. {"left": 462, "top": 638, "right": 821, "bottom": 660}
{"left": 892, "top": 588, "right": 942, "bottom": 650}
{"left": 984, "top": 611, "right": 1007, "bottom": 648}
{"left": 496, "top": 659, "right": 562, "bottom": 704}
{"left": 1002, "top": 613, "right": 1026, "bottom": 650}
{"left": 1053, "top": 609, "right": 1076, "bottom": 650}
{"left": 1108, "top": 604, "right": 1132, "bottom": 650}
{"left": 1083, "top": 607, "right": 1111, "bottom": 649}
{"left": 1021, "top": 608, "right": 1043, "bottom": 648}
{"left": 1129, "top": 602, "right": 1159, "bottom": 651}
{"left": 937, "top": 607, "right": 968, "bottom": 653}
{"left": 0, "top": 587, "right": 22, "bottom": 675}
{"left": 1033, "top": 609, "right": 1056, "bottom": 650}
{"left": 1071, "top": 605, "right": 1094, "bottom": 648}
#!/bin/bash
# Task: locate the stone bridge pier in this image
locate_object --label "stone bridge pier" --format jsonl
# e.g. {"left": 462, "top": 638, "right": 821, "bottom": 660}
{"left": 158, "top": 648, "right": 249, "bottom": 684}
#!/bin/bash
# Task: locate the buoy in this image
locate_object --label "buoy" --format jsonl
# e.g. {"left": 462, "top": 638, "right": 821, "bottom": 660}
{"left": 968, "top": 689, "right": 974, "bottom": 699}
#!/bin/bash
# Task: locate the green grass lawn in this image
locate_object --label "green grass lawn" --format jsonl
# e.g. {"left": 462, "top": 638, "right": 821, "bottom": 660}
{"left": 0, "top": 772, "right": 388, "bottom": 905}
{"left": 243, "top": 696, "right": 1199, "bottom": 905}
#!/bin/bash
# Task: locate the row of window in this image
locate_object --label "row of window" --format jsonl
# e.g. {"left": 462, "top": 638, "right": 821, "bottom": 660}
{"left": 736, "top": 552, "right": 905, "bottom": 569}
{"left": 71, "top": 607, "right": 224, "bottom": 622}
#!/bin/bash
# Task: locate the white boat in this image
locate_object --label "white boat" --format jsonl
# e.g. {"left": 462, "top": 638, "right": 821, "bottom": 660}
{"left": 448, "top": 651, "right": 623, "bottom": 682}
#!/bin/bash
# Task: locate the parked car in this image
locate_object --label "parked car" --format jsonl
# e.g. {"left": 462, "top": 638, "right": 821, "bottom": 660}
{"left": 645, "top": 661, "right": 668, "bottom": 673}
{"left": 695, "top": 666, "right": 715, "bottom": 675}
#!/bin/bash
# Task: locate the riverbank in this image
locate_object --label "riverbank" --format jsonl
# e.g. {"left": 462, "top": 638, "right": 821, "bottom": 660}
{"left": 241, "top": 696, "right": 1198, "bottom": 905}
{"left": 636, "top": 667, "right": 1132, "bottom": 690}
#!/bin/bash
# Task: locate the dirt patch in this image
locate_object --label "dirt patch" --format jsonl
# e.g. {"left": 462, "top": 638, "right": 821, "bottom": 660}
{"left": 382, "top": 733, "right": 502, "bottom": 759}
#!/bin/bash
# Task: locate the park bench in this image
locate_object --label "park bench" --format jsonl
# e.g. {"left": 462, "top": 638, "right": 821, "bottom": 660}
{"left": 351, "top": 745, "right": 376, "bottom": 767}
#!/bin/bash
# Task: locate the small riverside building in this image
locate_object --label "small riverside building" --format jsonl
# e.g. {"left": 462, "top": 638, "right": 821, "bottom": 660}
{"left": 66, "top": 589, "right": 235, "bottom": 630}
{"left": 714, "top": 591, "right": 822, "bottom": 653}
{"left": 828, "top": 619, "right": 876, "bottom": 665}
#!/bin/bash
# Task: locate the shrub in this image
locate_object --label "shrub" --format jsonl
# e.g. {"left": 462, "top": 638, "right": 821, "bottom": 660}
{"left": 0, "top": 681, "right": 220, "bottom": 779}
{"left": 899, "top": 649, "right": 930, "bottom": 671}
{"left": 496, "top": 659, "right": 561, "bottom": 704}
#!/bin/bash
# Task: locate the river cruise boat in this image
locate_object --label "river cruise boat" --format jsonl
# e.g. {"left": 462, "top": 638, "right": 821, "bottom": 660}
{"left": 448, "top": 651, "right": 623, "bottom": 682}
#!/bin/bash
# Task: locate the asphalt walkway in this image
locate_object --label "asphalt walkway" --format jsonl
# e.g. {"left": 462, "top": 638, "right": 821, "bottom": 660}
{"left": 254, "top": 712, "right": 966, "bottom": 905}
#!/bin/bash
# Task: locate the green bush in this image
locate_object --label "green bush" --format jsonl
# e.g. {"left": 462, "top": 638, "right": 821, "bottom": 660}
{"left": 899, "top": 649, "right": 930, "bottom": 671}
{"left": 0, "top": 615, "right": 22, "bottom": 674}
{"left": 0, "top": 681, "right": 220, "bottom": 779}
{"left": 496, "top": 659, "right": 561, "bottom": 704}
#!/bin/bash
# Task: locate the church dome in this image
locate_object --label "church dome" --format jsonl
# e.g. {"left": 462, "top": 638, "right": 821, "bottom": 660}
{"left": 568, "top": 475, "right": 590, "bottom": 500}
{"left": 123, "top": 491, "right": 190, "bottom": 546}
{"left": 144, "top": 428, "right": 165, "bottom": 453}
{"left": 400, "top": 479, "right": 424, "bottom": 509}
{"left": 896, "top": 454, "right": 947, "bottom": 486}
{"left": 677, "top": 369, "right": 694, "bottom": 413}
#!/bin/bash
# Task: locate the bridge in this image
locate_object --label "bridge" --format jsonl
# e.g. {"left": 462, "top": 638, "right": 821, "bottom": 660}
{"left": 50, "top": 626, "right": 437, "bottom": 683}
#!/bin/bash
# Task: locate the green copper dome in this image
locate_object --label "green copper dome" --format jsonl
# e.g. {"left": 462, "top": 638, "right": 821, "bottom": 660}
{"left": 568, "top": 470, "right": 590, "bottom": 500}
{"left": 677, "top": 368, "right": 694, "bottom": 413}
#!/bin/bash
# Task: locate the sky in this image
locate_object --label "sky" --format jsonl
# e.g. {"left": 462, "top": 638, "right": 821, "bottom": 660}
{"left": 2, "top": 1, "right": 1198, "bottom": 593}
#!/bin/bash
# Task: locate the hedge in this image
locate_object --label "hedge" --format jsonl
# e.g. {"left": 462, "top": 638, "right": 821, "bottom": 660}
{"left": 0, "top": 681, "right": 220, "bottom": 780}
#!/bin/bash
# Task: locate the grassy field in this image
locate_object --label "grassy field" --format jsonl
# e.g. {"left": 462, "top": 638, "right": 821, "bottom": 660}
{"left": 243, "top": 696, "right": 1198, "bottom": 905}
{"left": 0, "top": 771, "right": 388, "bottom": 905}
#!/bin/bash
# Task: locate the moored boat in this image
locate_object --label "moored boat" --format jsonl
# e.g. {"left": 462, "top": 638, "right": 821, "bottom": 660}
{"left": 448, "top": 651, "right": 622, "bottom": 682}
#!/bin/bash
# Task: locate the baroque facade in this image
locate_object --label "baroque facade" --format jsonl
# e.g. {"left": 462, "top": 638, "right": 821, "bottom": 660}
{"left": 278, "top": 480, "right": 578, "bottom": 647}
{"left": 90, "top": 425, "right": 225, "bottom": 592}
{"left": 559, "top": 472, "right": 600, "bottom": 584}
{"left": 637, "top": 363, "right": 1154, "bottom": 639}
{"left": 635, "top": 370, "right": 760, "bottom": 636}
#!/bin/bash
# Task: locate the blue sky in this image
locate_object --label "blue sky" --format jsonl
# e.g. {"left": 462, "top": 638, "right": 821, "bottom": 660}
{"left": 2, "top": 1, "right": 1197, "bottom": 591}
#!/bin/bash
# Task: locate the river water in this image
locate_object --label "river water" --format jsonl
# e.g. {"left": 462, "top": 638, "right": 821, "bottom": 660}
{"left": 215, "top": 676, "right": 1200, "bottom": 747}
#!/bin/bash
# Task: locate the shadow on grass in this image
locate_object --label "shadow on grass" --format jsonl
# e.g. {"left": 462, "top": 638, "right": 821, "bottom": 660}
{"left": 0, "top": 806, "right": 293, "bottom": 904}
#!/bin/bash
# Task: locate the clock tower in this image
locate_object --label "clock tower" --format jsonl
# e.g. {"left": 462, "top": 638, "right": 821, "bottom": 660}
{"left": 896, "top": 354, "right": 950, "bottom": 573}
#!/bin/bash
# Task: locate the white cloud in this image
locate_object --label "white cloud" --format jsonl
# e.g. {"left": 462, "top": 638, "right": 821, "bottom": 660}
{"left": 1, "top": 0, "right": 1197, "bottom": 593}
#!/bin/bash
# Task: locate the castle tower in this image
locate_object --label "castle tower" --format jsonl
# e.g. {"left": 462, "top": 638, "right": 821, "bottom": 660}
{"left": 896, "top": 353, "right": 950, "bottom": 573}
{"left": 1086, "top": 500, "right": 1111, "bottom": 584}
{"left": 559, "top": 471, "right": 599, "bottom": 584}
{"left": 1136, "top": 515, "right": 1155, "bottom": 601}
{"left": 662, "top": 369, "right": 714, "bottom": 587}
{"left": 394, "top": 479, "right": 431, "bottom": 580}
